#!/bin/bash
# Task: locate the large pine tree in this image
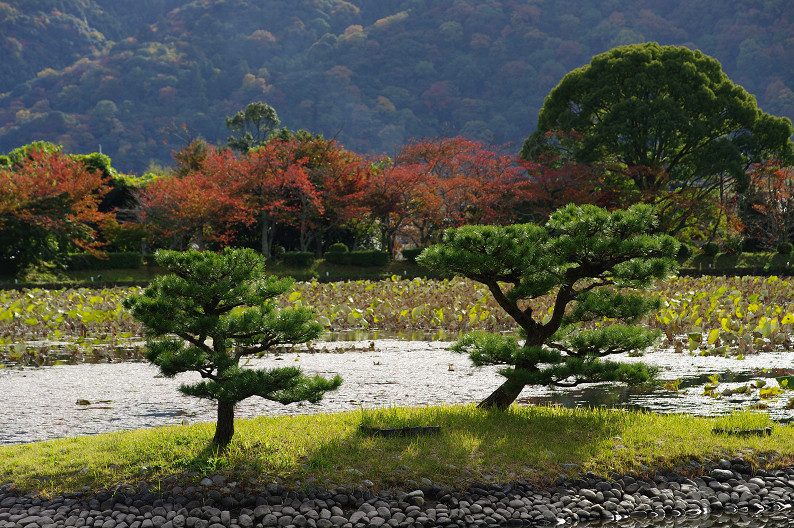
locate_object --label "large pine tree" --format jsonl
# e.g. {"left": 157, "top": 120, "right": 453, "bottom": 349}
{"left": 418, "top": 204, "right": 679, "bottom": 409}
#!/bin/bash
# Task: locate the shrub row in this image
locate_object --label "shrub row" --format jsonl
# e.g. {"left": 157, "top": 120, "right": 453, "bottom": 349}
{"left": 324, "top": 250, "right": 390, "bottom": 267}
{"left": 66, "top": 252, "right": 143, "bottom": 270}
{"left": 401, "top": 247, "right": 424, "bottom": 263}
{"left": 279, "top": 248, "right": 391, "bottom": 268}
{"left": 693, "top": 241, "right": 794, "bottom": 257}
{"left": 280, "top": 251, "right": 315, "bottom": 268}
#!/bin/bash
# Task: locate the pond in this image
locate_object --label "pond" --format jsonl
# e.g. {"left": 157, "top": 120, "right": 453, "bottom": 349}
{"left": 0, "top": 330, "right": 456, "bottom": 368}
{"left": 2, "top": 339, "right": 794, "bottom": 446}
{"left": 520, "top": 346, "right": 794, "bottom": 423}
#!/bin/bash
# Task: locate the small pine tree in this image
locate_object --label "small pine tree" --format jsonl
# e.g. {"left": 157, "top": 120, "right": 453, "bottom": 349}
{"left": 417, "top": 204, "right": 679, "bottom": 409}
{"left": 124, "top": 248, "right": 341, "bottom": 446}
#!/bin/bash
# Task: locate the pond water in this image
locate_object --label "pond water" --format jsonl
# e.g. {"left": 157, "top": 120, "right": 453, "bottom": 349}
{"left": 2, "top": 339, "right": 794, "bottom": 446}
{"left": 0, "top": 330, "right": 455, "bottom": 367}
{"left": 520, "top": 347, "right": 794, "bottom": 423}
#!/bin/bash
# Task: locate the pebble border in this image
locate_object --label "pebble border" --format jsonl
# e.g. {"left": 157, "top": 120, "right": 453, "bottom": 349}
{"left": 2, "top": 459, "right": 794, "bottom": 528}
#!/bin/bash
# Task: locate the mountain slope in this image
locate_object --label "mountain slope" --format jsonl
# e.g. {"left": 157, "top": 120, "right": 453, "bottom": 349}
{"left": 1, "top": 0, "right": 792, "bottom": 173}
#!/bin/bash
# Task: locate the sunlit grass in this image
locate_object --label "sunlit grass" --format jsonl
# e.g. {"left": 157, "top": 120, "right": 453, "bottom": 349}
{"left": 2, "top": 405, "right": 793, "bottom": 496}
{"left": 713, "top": 409, "right": 774, "bottom": 431}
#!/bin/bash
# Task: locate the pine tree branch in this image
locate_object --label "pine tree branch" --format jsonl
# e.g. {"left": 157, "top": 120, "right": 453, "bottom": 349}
{"left": 234, "top": 339, "right": 278, "bottom": 359}
{"left": 198, "top": 366, "right": 218, "bottom": 381}
{"left": 485, "top": 279, "right": 537, "bottom": 333}
{"left": 540, "top": 283, "right": 573, "bottom": 342}
{"left": 214, "top": 300, "right": 247, "bottom": 314}
{"left": 545, "top": 342, "right": 572, "bottom": 355}
{"left": 575, "top": 278, "right": 613, "bottom": 294}
{"left": 182, "top": 334, "right": 214, "bottom": 356}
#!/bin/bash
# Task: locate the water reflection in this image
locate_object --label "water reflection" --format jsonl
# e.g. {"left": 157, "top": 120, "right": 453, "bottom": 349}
{"left": 324, "top": 329, "right": 460, "bottom": 342}
{"left": 0, "top": 340, "right": 145, "bottom": 367}
{"left": 516, "top": 369, "right": 794, "bottom": 423}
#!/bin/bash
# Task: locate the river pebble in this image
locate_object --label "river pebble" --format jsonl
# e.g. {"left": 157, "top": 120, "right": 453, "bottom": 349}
{"left": 4, "top": 461, "right": 794, "bottom": 527}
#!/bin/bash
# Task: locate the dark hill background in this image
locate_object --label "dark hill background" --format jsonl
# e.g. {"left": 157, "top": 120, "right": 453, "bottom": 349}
{"left": 1, "top": 0, "right": 793, "bottom": 174}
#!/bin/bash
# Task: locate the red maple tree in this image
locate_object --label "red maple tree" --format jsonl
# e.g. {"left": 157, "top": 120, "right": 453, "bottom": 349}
{"left": 395, "top": 137, "right": 532, "bottom": 245}
{"left": 742, "top": 160, "right": 794, "bottom": 249}
{"left": 364, "top": 160, "right": 425, "bottom": 256}
{"left": 0, "top": 145, "right": 113, "bottom": 272}
{"left": 136, "top": 147, "right": 249, "bottom": 249}
{"left": 238, "top": 138, "right": 319, "bottom": 257}
{"left": 283, "top": 134, "right": 369, "bottom": 253}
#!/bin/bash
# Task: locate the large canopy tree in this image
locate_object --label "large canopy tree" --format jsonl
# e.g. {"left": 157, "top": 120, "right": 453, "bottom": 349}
{"left": 521, "top": 43, "right": 794, "bottom": 236}
{"left": 417, "top": 204, "right": 679, "bottom": 409}
{"left": 226, "top": 102, "right": 281, "bottom": 153}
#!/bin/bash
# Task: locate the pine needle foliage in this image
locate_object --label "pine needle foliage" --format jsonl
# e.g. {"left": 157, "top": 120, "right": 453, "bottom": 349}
{"left": 123, "top": 248, "right": 341, "bottom": 446}
{"left": 418, "top": 204, "right": 679, "bottom": 409}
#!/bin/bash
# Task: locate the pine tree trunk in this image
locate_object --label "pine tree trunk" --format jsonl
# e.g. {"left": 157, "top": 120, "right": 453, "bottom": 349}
{"left": 477, "top": 379, "right": 525, "bottom": 410}
{"left": 213, "top": 400, "right": 235, "bottom": 447}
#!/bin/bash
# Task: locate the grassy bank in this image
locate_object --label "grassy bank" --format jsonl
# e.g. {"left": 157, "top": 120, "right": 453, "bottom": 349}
{"left": 1, "top": 405, "right": 791, "bottom": 496}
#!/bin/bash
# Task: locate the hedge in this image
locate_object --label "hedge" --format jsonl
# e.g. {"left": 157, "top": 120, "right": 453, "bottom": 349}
{"left": 281, "top": 251, "right": 315, "bottom": 268}
{"left": 701, "top": 242, "right": 720, "bottom": 256}
{"left": 324, "top": 251, "right": 351, "bottom": 265}
{"left": 676, "top": 243, "right": 693, "bottom": 260}
{"left": 324, "top": 250, "right": 390, "bottom": 267}
{"left": 66, "top": 252, "right": 143, "bottom": 270}
{"left": 401, "top": 247, "right": 424, "bottom": 263}
{"left": 349, "top": 250, "right": 389, "bottom": 267}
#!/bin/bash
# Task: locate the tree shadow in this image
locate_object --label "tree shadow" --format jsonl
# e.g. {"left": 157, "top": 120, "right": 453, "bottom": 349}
{"left": 298, "top": 405, "right": 633, "bottom": 489}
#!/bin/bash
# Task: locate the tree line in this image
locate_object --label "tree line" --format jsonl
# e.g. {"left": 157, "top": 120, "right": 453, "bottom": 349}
{"left": 2, "top": 43, "right": 793, "bottom": 277}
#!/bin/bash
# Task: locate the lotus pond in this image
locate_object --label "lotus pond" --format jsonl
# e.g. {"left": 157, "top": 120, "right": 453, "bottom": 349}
{"left": 2, "top": 275, "right": 794, "bottom": 423}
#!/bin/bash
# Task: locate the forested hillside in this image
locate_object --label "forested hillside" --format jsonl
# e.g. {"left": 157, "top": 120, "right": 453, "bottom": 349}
{"left": 1, "top": 0, "right": 793, "bottom": 173}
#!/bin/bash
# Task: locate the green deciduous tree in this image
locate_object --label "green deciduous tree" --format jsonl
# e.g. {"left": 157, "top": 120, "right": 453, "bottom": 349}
{"left": 123, "top": 248, "right": 342, "bottom": 447}
{"left": 522, "top": 43, "right": 794, "bottom": 237}
{"left": 417, "top": 204, "right": 678, "bottom": 409}
{"left": 226, "top": 102, "right": 281, "bottom": 153}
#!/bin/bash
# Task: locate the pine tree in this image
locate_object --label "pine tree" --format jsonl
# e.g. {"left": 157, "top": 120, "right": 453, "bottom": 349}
{"left": 124, "top": 248, "right": 341, "bottom": 446}
{"left": 417, "top": 204, "right": 679, "bottom": 409}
